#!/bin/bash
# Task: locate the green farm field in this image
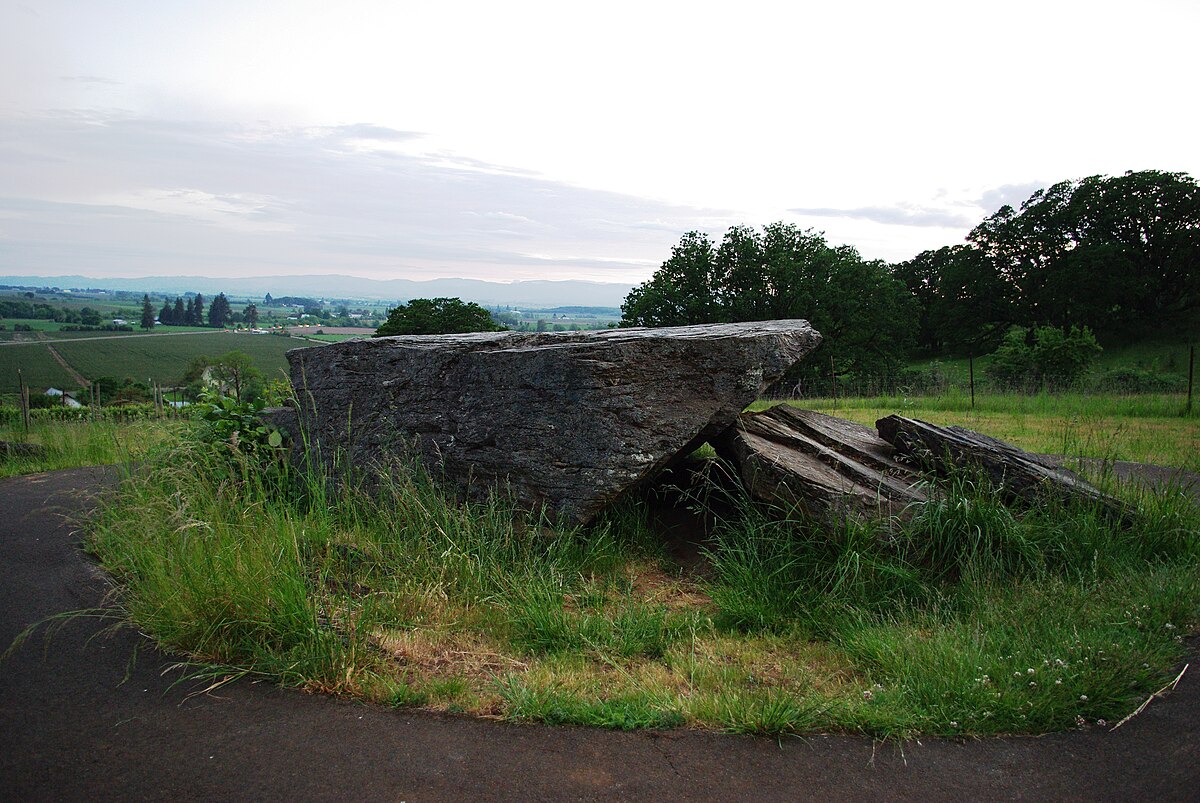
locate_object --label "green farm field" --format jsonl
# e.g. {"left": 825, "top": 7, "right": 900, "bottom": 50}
{"left": 0, "top": 345, "right": 80, "bottom": 391}
{"left": 0, "top": 332, "right": 306, "bottom": 393}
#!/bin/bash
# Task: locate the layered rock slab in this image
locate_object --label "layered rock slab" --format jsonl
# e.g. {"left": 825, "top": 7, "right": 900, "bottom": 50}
{"left": 278, "top": 321, "right": 821, "bottom": 525}
{"left": 876, "top": 415, "right": 1131, "bottom": 521}
{"left": 717, "top": 405, "right": 925, "bottom": 525}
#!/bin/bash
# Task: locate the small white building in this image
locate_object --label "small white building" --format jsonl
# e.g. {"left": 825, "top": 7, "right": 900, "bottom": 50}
{"left": 45, "top": 388, "right": 84, "bottom": 408}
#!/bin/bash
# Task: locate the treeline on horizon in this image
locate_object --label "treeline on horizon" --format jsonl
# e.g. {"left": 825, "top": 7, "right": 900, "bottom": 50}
{"left": 620, "top": 170, "right": 1199, "bottom": 391}
{"left": 152, "top": 292, "right": 250, "bottom": 328}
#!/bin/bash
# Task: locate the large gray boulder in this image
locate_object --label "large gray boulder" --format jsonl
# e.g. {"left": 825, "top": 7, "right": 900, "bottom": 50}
{"left": 276, "top": 321, "right": 821, "bottom": 524}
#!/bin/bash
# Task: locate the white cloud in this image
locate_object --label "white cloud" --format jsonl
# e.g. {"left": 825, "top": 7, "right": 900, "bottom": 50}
{"left": 98, "top": 188, "right": 295, "bottom": 233}
{"left": 0, "top": 113, "right": 726, "bottom": 282}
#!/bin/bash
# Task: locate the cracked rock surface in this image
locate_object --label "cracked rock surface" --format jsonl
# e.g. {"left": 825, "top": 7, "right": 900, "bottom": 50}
{"left": 718, "top": 405, "right": 926, "bottom": 525}
{"left": 277, "top": 321, "right": 821, "bottom": 524}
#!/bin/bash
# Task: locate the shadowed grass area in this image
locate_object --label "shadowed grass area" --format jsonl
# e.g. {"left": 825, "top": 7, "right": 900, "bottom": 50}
{"left": 78, "top": 411, "right": 1200, "bottom": 738}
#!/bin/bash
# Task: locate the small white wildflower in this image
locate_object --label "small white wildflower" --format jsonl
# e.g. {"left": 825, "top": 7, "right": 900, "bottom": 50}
{"left": 862, "top": 689, "right": 874, "bottom": 700}
{"left": 1165, "top": 623, "right": 1176, "bottom": 630}
{"left": 1075, "top": 715, "right": 1086, "bottom": 727}
{"left": 1026, "top": 668, "right": 1036, "bottom": 675}
{"left": 1029, "top": 681, "right": 1037, "bottom": 687}
{"left": 1014, "top": 671, "right": 1023, "bottom": 678}
{"left": 1055, "top": 679, "right": 1062, "bottom": 685}
{"left": 1054, "top": 658, "right": 1066, "bottom": 667}
{"left": 1080, "top": 695, "right": 1088, "bottom": 701}
{"left": 949, "top": 721, "right": 959, "bottom": 728}
{"left": 1097, "top": 719, "right": 1107, "bottom": 727}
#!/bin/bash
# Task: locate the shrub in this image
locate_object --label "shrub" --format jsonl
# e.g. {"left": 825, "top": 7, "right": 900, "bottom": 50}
{"left": 193, "top": 391, "right": 284, "bottom": 455}
{"left": 985, "top": 325, "right": 1101, "bottom": 389}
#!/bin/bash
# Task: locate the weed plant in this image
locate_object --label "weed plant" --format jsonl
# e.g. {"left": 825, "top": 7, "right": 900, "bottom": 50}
{"left": 80, "top": 407, "right": 1200, "bottom": 738}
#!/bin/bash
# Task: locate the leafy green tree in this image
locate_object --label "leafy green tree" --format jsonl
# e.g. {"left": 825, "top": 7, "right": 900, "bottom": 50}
{"left": 894, "top": 245, "right": 1014, "bottom": 355}
{"left": 374, "top": 297, "right": 502, "bottom": 336}
{"left": 968, "top": 170, "right": 1200, "bottom": 338}
{"left": 244, "top": 303, "right": 259, "bottom": 328}
{"left": 139, "top": 294, "right": 155, "bottom": 330}
{"left": 621, "top": 231, "right": 721, "bottom": 326}
{"left": 172, "top": 297, "right": 185, "bottom": 326}
{"left": 622, "top": 223, "right": 917, "bottom": 388}
{"left": 180, "top": 355, "right": 211, "bottom": 399}
{"left": 209, "top": 350, "right": 263, "bottom": 402}
{"left": 192, "top": 293, "right": 206, "bottom": 326}
{"left": 985, "top": 325, "right": 1101, "bottom": 389}
{"left": 207, "top": 292, "right": 233, "bottom": 327}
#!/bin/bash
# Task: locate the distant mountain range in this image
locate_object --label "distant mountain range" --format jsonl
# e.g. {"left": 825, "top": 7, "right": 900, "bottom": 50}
{"left": 0, "top": 274, "right": 634, "bottom": 309}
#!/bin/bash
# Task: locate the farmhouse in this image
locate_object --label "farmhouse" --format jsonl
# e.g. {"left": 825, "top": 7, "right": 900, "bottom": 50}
{"left": 44, "top": 388, "right": 83, "bottom": 408}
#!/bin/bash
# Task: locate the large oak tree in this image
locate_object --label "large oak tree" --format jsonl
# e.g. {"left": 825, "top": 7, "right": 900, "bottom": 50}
{"left": 622, "top": 223, "right": 917, "bottom": 388}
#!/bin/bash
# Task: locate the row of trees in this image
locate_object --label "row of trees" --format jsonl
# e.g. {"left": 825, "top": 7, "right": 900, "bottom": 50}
{"left": 0, "top": 299, "right": 106, "bottom": 326}
{"left": 145, "top": 292, "right": 259, "bottom": 329}
{"left": 620, "top": 170, "right": 1199, "bottom": 389}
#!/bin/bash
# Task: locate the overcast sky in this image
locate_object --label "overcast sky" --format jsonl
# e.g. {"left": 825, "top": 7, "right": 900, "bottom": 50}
{"left": 2, "top": 0, "right": 1197, "bottom": 286}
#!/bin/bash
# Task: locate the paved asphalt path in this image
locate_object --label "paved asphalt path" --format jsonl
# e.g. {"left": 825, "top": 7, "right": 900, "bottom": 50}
{"left": 2, "top": 467, "right": 1198, "bottom": 801}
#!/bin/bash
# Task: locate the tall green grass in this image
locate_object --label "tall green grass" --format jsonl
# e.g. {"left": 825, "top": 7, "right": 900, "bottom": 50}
{"left": 0, "top": 419, "right": 177, "bottom": 477}
{"left": 76, "top": 417, "right": 1200, "bottom": 737}
{"left": 704, "top": 473, "right": 1199, "bottom": 736}
{"left": 773, "top": 390, "right": 1196, "bottom": 419}
{"left": 769, "top": 394, "right": 1200, "bottom": 470}
{"left": 85, "top": 436, "right": 668, "bottom": 696}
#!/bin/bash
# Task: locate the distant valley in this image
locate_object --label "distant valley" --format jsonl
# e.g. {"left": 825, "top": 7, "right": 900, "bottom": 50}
{"left": 0, "top": 274, "right": 634, "bottom": 309}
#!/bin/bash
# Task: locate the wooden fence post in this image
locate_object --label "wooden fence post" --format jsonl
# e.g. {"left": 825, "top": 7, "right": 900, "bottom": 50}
{"left": 18, "top": 368, "right": 31, "bottom": 433}
{"left": 1187, "top": 343, "right": 1194, "bottom": 415}
{"left": 969, "top": 353, "right": 975, "bottom": 410}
